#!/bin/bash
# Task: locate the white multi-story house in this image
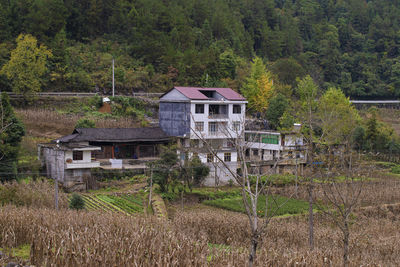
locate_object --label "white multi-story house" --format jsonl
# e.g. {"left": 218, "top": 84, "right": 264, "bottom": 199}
{"left": 159, "top": 86, "right": 247, "bottom": 186}
{"left": 244, "top": 124, "right": 307, "bottom": 174}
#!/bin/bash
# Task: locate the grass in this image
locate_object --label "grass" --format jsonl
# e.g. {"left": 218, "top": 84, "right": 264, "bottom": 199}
{"left": 191, "top": 187, "right": 241, "bottom": 199}
{"left": 391, "top": 165, "right": 400, "bottom": 174}
{"left": 203, "top": 194, "right": 309, "bottom": 217}
{"left": 0, "top": 244, "right": 31, "bottom": 260}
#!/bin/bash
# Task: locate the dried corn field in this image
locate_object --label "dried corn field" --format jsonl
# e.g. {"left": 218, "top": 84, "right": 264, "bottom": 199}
{"left": 16, "top": 108, "right": 140, "bottom": 138}
{"left": 2, "top": 171, "right": 400, "bottom": 266}
{"left": 1, "top": 198, "right": 400, "bottom": 266}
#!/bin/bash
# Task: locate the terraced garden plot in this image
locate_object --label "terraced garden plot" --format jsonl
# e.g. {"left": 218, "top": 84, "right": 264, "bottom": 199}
{"left": 80, "top": 194, "right": 144, "bottom": 215}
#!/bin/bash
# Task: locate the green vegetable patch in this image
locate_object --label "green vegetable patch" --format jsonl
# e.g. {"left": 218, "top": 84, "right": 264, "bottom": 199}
{"left": 203, "top": 194, "right": 309, "bottom": 217}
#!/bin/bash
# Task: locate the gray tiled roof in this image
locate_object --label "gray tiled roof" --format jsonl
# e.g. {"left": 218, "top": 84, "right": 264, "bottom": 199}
{"left": 56, "top": 127, "right": 170, "bottom": 143}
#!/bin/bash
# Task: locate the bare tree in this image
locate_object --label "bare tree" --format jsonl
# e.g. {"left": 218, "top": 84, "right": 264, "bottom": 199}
{"left": 316, "top": 145, "right": 366, "bottom": 267}
{"left": 190, "top": 117, "right": 292, "bottom": 266}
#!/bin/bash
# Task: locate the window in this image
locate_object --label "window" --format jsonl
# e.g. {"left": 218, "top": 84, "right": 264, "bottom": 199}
{"left": 288, "top": 151, "right": 293, "bottom": 159}
{"left": 195, "top": 122, "right": 204, "bottom": 131}
{"left": 232, "top": 121, "right": 240, "bottom": 131}
{"left": 207, "top": 153, "right": 214, "bottom": 162}
{"left": 180, "top": 152, "right": 186, "bottom": 161}
{"left": 261, "top": 134, "right": 279, "bottom": 144}
{"left": 245, "top": 133, "right": 258, "bottom": 142}
{"left": 193, "top": 139, "right": 199, "bottom": 147}
{"left": 195, "top": 104, "right": 204, "bottom": 113}
{"left": 233, "top": 104, "right": 241, "bottom": 114}
{"left": 227, "top": 139, "right": 235, "bottom": 148}
{"left": 209, "top": 122, "right": 217, "bottom": 134}
{"left": 73, "top": 150, "right": 83, "bottom": 161}
{"left": 224, "top": 152, "right": 231, "bottom": 162}
{"left": 253, "top": 149, "right": 259, "bottom": 156}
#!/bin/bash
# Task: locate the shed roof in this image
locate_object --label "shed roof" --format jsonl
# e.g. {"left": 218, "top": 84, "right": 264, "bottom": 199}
{"left": 56, "top": 127, "right": 170, "bottom": 143}
{"left": 167, "top": 86, "right": 246, "bottom": 101}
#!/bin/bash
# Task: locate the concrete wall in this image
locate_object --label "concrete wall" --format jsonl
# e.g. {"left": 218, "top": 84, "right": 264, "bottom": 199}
{"left": 159, "top": 89, "right": 189, "bottom": 101}
{"left": 159, "top": 102, "right": 191, "bottom": 136}
{"left": 43, "top": 147, "right": 65, "bottom": 183}
{"left": 203, "top": 161, "right": 238, "bottom": 186}
{"left": 190, "top": 102, "right": 246, "bottom": 139}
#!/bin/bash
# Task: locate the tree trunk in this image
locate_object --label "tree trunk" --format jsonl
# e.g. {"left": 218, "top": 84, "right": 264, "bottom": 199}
{"left": 343, "top": 223, "right": 350, "bottom": 267}
{"left": 248, "top": 235, "right": 258, "bottom": 267}
{"left": 308, "top": 182, "right": 314, "bottom": 250}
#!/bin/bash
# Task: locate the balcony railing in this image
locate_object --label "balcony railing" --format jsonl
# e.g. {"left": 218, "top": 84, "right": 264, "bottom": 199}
{"left": 66, "top": 161, "right": 100, "bottom": 169}
{"left": 208, "top": 113, "right": 228, "bottom": 119}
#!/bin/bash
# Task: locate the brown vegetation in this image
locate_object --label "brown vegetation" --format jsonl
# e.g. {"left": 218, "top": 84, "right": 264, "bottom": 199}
{"left": 377, "top": 108, "right": 400, "bottom": 136}
{"left": 16, "top": 108, "right": 140, "bottom": 138}
{"left": 1, "top": 200, "right": 400, "bottom": 266}
{"left": 0, "top": 179, "right": 68, "bottom": 209}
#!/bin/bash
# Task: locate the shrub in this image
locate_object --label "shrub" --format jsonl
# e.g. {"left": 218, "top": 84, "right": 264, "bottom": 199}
{"left": 69, "top": 193, "right": 85, "bottom": 210}
{"left": 392, "top": 165, "right": 400, "bottom": 174}
{"left": 75, "top": 118, "right": 96, "bottom": 128}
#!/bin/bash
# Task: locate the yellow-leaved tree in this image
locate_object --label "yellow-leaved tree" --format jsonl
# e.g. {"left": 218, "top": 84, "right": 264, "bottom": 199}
{"left": 241, "top": 56, "right": 274, "bottom": 113}
{"left": 1, "top": 34, "right": 52, "bottom": 99}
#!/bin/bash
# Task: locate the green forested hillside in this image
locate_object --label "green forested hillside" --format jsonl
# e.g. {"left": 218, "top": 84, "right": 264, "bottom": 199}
{"left": 0, "top": 0, "right": 399, "bottom": 98}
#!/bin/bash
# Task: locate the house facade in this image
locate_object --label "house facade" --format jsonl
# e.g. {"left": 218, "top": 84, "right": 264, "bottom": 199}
{"left": 39, "top": 127, "right": 170, "bottom": 190}
{"left": 244, "top": 124, "right": 307, "bottom": 174}
{"left": 159, "top": 87, "right": 247, "bottom": 186}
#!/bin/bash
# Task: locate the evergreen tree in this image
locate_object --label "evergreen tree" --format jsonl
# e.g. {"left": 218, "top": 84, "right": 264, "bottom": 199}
{"left": 0, "top": 92, "right": 25, "bottom": 182}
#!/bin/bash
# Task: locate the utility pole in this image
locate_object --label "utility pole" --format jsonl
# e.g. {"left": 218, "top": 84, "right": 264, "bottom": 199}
{"left": 55, "top": 141, "right": 60, "bottom": 210}
{"left": 148, "top": 166, "right": 153, "bottom": 211}
{"left": 55, "top": 175, "right": 59, "bottom": 210}
{"left": 112, "top": 58, "right": 115, "bottom": 97}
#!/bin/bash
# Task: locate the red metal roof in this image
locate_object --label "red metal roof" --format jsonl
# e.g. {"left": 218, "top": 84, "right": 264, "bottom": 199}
{"left": 174, "top": 86, "right": 246, "bottom": 101}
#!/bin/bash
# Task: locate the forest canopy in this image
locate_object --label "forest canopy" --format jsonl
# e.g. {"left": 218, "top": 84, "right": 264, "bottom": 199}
{"left": 0, "top": 0, "right": 399, "bottom": 98}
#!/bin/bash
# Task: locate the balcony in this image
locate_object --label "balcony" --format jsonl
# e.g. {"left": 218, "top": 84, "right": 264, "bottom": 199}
{"left": 66, "top": 161, "right": 100, "bottom": 169}
{"left": 208, "top": 104, "right": 228, "bottom": 119}
{"left": 208, "top": 113, "right": 229, "bottom": 119}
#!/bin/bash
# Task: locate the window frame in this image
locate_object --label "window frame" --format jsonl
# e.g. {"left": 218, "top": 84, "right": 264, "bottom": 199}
{"left": 224, "top": 152, "right": 231, "bottom": 162}
{"left": 195, "top": 121, "right": 204, "bottom": 132}
{"left": 232, "top": 121, "right": 240, "bottom": 131}
{"left": 73, "top": 150, "right": 83, "bottom": 161}
{"left": 195, "top": 104, "right": 204, "bottom": 114}
{"left": 207, "top": 153, "right": 214, "bottom": 163}
{"left": 209, "top": 122, "right": 217, "bottom": 134}
{"left": 233, "top": 104, "right": 241, "bottom": 114}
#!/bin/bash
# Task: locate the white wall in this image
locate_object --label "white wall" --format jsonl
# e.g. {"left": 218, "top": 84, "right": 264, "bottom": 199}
{"left": 196, "top": 151, "right": 237, "bottom": 164}
{"left": 65, "top": 150, "right": 92, "bottom": 163}
{"left": 285, "top": 134, "right": 304, "bottom": 146}
{"left": 190, "top": 101, "right": 246, "bottom": 139}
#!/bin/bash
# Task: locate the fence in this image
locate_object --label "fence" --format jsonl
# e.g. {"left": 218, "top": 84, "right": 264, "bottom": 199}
{"left": 4, "top": 92, "right": 164, "bottom": 98}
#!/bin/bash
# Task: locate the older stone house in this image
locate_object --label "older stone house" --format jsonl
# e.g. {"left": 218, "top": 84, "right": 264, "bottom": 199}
{"left": 39, "top": 127, "right": 170, "bottom": 190}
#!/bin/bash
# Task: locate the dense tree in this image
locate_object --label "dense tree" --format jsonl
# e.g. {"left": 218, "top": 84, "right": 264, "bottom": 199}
{"left": 0, "top": 93, "right": 25, "bottom": 182}
{"left": 151, "top": 146, "right": 179, "bottom": 193}
{"left": 241, "top": 57, "right": 274, "bottom": 114}
{"left": 0, "top": 34, "right": 52, "bottom": 99}
{"left": 0, "top": 0, "right": 399, "bottom": 98}
{"left": 317, "top": 87, "right": 361, "bottom": 145}
{"left": 265, "top": 93, "right": 288, "bottom": 130}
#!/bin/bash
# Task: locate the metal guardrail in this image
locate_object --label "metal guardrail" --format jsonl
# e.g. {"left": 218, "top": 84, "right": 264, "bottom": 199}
{"left": 131, "top": 92, "right": 163, "bottom": 97}
{"left": 350, "top": 100, "right": 400, "bottom": 104}
{"left": 4, "top": 92, "right": 164, "bottom": 98}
